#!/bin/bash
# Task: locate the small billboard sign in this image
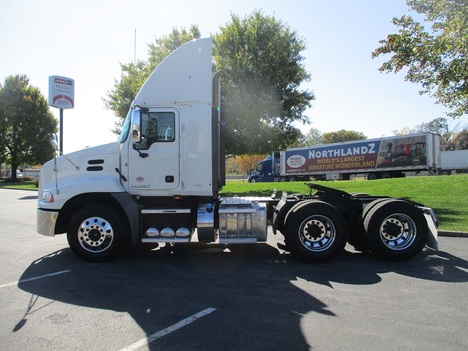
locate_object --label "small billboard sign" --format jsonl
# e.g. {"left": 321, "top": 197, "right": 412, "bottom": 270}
{"left": 48, "top": 76, "right": 74, "bottom": 109}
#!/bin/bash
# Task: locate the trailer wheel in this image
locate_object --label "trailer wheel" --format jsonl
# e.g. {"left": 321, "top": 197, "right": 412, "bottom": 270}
{"left": 67, "top": 205, "right": 124, "bottom": 262}
{"left": 367, "top": 173, "right": 380, "bottom": 180}
{"left": 363, "top": 199, "right": 428, "bottom": 261}
{"left": 284, "top": 201, "right": 347, "bottom": 262}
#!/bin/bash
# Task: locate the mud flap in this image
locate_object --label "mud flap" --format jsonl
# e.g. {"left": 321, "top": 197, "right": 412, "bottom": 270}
{"left": 421, "top": 207, "right": 438, "bottom": 251}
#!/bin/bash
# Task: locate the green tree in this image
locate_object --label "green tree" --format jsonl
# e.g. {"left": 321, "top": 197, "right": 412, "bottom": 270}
{"left": 451, "top": 129, "right": 468, "bottom": 150}
{"left": 372, "top": 0, "right": 468, "bottom": 118}
{"left": 302, "top": 127, "right": 323, "bottom": 147}
{"left": 105, "top": 61, "right": 151, "bottom": 134}
{"left": 0, "top": 75, "right": 57, "bottom": 180}
{"left": 104, "top": 26, "right": 201, "bottom": 133}
{"left": 214, "top": 11, "right": 314, "bottom": 154}
{"left": 392, "top": 126, "right": 418, "bottom": 136}
{"left": 321, "top": 130, "right": 367, "bottom": 144}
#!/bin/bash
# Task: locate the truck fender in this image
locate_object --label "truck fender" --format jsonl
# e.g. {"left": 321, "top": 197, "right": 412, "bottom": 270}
{"left": 111, "top": 193, "right": 142, "bottom": 244}
{"left": 272, "top": 194, "right": 302, "bottom": 233}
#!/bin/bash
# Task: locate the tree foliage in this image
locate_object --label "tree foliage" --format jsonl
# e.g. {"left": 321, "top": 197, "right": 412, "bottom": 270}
{"left": 321, "top": 130, "right": 367, "bottom": 144}
{"left": 236, "top": 154, "right": 265, "bottom": 174}
{"left": 393, "top": 117, "right": 456, "bottom": 150}
{"left": 372, "top": 0, "right": 468, "bottom": 118}
{"left": 302, "top": 127, "right": 323, "bottom": 146}
{"left": 0, "top": 75, "right": 57, "bottom": 180}
{"left": 451, "top": 128, "right": 468, "bottom": 150}
{"left": 214, "top": 11, "right": 314, "bottom": 154}
{"left": 104, "top": 26, "right": 201, "bottom": 133}
{"left": 417, "top": 117, "right": 456, "bottom": 150}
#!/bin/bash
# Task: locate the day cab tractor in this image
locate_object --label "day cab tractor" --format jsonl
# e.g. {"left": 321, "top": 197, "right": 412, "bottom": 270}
{"left": 37, "top": 38, "right": 438, "bottom": 263}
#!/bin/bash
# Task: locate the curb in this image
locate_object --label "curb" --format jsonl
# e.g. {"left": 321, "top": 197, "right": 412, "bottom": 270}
{"left": 438, "top": 230, "right": 468, "bottom": 238}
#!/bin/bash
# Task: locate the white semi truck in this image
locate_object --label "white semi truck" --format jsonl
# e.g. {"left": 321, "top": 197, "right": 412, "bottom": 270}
{"left": 37, "top": 38, "right": 438, "bottom": 262}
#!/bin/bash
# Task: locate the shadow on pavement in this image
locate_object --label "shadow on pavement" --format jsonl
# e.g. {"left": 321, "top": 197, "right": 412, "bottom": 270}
{"left": 16, "top": 243, "right": 468, "bottom": 350}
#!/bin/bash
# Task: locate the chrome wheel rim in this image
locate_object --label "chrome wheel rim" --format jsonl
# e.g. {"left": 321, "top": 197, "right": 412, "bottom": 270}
{"left": 379, "top": 213, "right": 416, "bottom": 251}
{"left": 298, "top": 215, "right": 336, "bottom": 252}
{"left": 77, "top": 216, "right": 114, "bottom": 253}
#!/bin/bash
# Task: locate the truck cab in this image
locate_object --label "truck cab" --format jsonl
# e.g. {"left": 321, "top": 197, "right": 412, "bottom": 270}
{"left": 248, "top": 155, "right": 274, "bottom": 182}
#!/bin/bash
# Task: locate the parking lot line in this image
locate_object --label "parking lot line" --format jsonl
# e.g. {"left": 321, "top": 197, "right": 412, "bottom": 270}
{"left": 119, "top": 307, "right": 217, "bottom": 351}
{"left": 0, "top": 270, "right": 72, "bottom": 289}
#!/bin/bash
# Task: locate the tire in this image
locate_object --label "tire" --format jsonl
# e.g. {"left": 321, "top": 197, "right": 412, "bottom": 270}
{"left": 367, "top": 173, "right": 379, "bottom": 180}
{"left": 363, "top": 199, "right": 428, "bottom": 261}
{"left": 67, "top": 205, "right": 124, "bottom": 262}
{"left": 284, "top": 201, "right": 347, "bottom": 262}
{"left": 362, "top": 198, "right": 389, "bottom": 220}
{"left": 344, "top": 197, "right": 381, "bottom": 249}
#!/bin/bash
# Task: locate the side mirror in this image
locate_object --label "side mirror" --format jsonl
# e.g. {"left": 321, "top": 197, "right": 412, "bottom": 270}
{"left": 50, "top": 133, "right": 59, "bottom": 150}
{"left": 132, "top": 109, "right": 142, "bottom": 147}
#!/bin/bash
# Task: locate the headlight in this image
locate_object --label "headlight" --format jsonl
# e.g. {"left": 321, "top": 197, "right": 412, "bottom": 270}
{"left": 41, "top": 191, "right": 55, "bottom": 203}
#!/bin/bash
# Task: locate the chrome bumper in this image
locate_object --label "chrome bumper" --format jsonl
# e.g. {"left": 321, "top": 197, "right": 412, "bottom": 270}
{"left": 37, "top": 209, "right": 58, "bottom": 237}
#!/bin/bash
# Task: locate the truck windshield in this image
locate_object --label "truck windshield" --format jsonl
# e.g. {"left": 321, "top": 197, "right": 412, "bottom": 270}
{"left": 118, "top": 107, "right": 133, "bottom": 143}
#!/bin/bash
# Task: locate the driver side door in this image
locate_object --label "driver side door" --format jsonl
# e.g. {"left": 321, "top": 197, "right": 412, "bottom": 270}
{"left": 126, "top": 108, "right": 180, "bottom": 192}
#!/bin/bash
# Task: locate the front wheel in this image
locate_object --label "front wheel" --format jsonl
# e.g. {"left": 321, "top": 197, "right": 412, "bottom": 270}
{"left": 284, "top": 201, "right": 347, "bottom": 262}
{"left": 67, "top": 205, "right": 124, "bottom": 262}
{"left": 363, "top": 199, "right": 428, "bottom": 261}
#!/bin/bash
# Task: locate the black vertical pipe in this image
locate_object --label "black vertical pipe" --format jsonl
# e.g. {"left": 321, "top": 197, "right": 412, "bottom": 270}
{"left": 59, "top": 108, "right": 63, "bottom": 153}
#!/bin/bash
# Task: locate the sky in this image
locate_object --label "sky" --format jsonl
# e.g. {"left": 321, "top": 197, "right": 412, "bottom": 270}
{"left": 1, "top": 0, "right": 467, "bottom": 153}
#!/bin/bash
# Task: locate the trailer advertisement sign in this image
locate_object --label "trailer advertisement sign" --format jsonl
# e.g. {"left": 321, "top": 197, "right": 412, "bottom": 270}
{"left": 285, "top": 135, "right": 428, "bottom": 174}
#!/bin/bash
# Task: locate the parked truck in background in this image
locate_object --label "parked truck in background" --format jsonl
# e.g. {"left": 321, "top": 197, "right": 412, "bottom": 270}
{"left": 249, "top": 133, "right": 441, "bottom": 182}
{"left": 37, "top": 38, "right": 438, "bottom": 263}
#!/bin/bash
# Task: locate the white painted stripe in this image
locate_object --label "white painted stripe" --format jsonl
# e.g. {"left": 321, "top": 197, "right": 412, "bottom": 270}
{"left": 0, "top": 269, "right": 72, "bottom": 288}
{"left": 119, "top": 307, "right": 216, "bottom": 351}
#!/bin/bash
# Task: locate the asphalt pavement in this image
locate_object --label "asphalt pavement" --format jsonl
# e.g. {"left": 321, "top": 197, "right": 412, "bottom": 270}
{"left": 0, "top": 189, "right": 467, "bottom": 351}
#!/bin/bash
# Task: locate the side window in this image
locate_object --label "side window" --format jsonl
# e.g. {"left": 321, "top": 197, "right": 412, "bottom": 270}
{"left": 134, "top": 112, "right": 175, "bottom": 150}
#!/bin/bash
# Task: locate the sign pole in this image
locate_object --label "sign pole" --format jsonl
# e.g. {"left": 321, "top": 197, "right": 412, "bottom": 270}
{"left": 48, "top": 76, "right": 74, "bottom": 154}
{"left": 59, "top": 108, "right": 64, "bottom": 153}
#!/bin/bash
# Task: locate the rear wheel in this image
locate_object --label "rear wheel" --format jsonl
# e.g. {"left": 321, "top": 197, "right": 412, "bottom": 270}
{"left": 67, "top": 205, "right": 124, "bottom": 262}
{"left": 363, "top": 199, "right": 428, "bottom": 261}
{"left": 284, "top": 201, "right": 347, "bottom": 262}
{"left": 362, "top": 198, "right": 389, "bottom": 220}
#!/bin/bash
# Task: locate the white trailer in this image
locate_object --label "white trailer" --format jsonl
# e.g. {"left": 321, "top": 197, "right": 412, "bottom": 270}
{"left": 440, "top": 150, "right": 468, "bottom": 174}
{"left": 275, "top": 133, "right": 441, "bottom": 181}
